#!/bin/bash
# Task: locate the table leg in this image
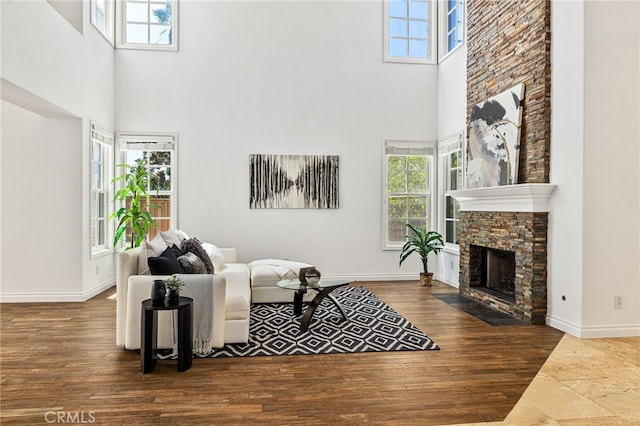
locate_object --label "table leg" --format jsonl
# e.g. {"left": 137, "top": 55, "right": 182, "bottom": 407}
{"left": 293, "top": 290, "right": 305, "bottom": 316}
{"left": 176, "top": 304, "right": 193, "bottom": 372}
{"left": 301, "top": 287, "right": 348, "bottom": 332}
{"left": 327, "top": 293, "right": 348, "bottom": 321}
{"left": 141, "top": 309, "right": 157, "bottom": 374}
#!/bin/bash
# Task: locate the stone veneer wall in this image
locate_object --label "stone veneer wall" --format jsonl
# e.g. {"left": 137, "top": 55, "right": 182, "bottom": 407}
{"left": 459, "top": 211, "right": 548, "bottom": 324}
{"left": 460, "top": 0, "right": 552, "bottom": 324}
{"left": 467, "top": 0, "right": 551, "bottom": 183}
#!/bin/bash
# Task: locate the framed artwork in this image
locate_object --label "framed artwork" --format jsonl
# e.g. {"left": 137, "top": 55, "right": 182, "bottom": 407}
{"left": 467, "top": 83, "right": 525, "bottom": 188}
{"left": 249, "top": 154, "right": 339, "bottom": 209}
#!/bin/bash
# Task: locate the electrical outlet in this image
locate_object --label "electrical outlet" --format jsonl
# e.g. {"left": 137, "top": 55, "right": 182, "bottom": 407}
{"left": 450, "top": 260, "right": 454, "bottom": 270}
{"left": 96, "top": 265, "right": 100, "bottom": 275}
{"left": 614, "top": 296, "right": 623, "bottom": 309}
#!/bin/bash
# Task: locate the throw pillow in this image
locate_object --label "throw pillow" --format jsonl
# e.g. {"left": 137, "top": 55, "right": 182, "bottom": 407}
{"left": 139, "top": 233, "right": 168, "bottom": 275}
{"left": 178, "top": 252, "right": 207, "bottom": 274}
{"left": 159, "top": 229, "right": 182, "bottom": 247}
{"left": 148, "top": 246, "right": 185, "bottom": 275}
{"left": 201, "top": 242, "right": 225, "bottom": 270}
{"left": 168, "top": 244, "right": 183, "bottom": 258}
{"left": 175, "top": 229, "right": 190, "bottom": 243}
{"left": 181, "top": 237, "right": 215, "bottom": 274}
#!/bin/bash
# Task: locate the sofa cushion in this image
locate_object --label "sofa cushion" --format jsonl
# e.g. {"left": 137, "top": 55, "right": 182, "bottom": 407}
{"left": 181, "top": 238, "right": 215, "bottom": 274}
{"left": 201, "top": 242, "right": 225, "bottom": 271}
{"left": 220, "top": 263, "right": 251, "bottom": 320}
{"left": 148, "top": 246, "right": 184, "bottom": 275}
{"left": 178, "top": 252, "right": 207, "bottom": 274}
{"left": 160, "top": 229, "right": 183, "bottom": 247}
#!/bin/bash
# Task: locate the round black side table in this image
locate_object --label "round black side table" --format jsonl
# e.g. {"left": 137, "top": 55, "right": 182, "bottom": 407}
{"left": 140, "top": 296, "right": 193, "bottom": 373}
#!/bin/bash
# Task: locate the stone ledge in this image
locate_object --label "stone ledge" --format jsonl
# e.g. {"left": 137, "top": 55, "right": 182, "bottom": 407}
{"left": 448, "top": 183, "right": 557, "bottom": 213}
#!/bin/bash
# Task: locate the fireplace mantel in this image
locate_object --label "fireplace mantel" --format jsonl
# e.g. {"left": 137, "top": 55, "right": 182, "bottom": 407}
{"left": 448, "top": 183, "right": 557, "bottom": 212}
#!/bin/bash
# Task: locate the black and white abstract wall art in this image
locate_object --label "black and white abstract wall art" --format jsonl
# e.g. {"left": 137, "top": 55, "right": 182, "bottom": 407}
{"left": 249, "top": 154, "right": 339, "bottom": 209}
{"left": 467, "top": 83, "right": 525, "bottom": 188}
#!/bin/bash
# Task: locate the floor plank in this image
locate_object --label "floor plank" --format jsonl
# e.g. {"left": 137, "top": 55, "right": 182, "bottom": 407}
{"left": 0, "top": 281, "right": 564, "bottom": 425}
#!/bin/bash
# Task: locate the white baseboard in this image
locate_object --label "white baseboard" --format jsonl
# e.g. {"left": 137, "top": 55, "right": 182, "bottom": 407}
{"left": 321, "top": 273, "right": 419, "bottom": 282}
{"left": 547, "top": 314, "right": 640, "bottom": 338}
{"left": 435, "top": 273, "right": 459, "bottom": 287}
{"left": 0, "top": 280, "right": 115, "bottom": 303}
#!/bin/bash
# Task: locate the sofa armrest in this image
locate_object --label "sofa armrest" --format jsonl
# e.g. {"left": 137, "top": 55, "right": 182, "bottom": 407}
{"left": 116, "top": 247, "right": 144, "bottom": 347}
{"left": 123, "top": 274, "right": 227, "bottom": 350}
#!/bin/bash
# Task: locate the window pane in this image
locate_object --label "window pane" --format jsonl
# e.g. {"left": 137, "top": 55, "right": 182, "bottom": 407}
{"left": 407, "top": 155, "right": 426, "bottom": 170}
{"left": 98, "top": 219, "right": 105, "bottom": 245}
{"left": 450, "top": 170, "right": 458, "bottom": 190}
{"left": 388, "top": 171, "right": 407, "bottom": 193}
{"left": 149, "top": 166, "right": 171, "bottom": 191}
{"left": 126, "top": 2, "right": 148, "bottom": 22}
{"left": 388, "top": 196, "right": 407, "bottom": 218}
{"left": 93, "top": 163, "right": 102, "bottom": 189}
{"left": 409, "top": 1, "right": 428, "bottom": 19}
{"left": 409, "top": 20, "right": 428, "bottom": 38}
{"left": 93, "top": 141, "right": 102, "bottom": 162}
{"left": 448, "top": 10, "right": 457, "bottom": 29}
{"left": 408, "top": 196, "right": 426, "bottom": 217}
{"left": 98, "top": 193, "right": 105, "bottom": 217}
{"left": 150, "top": 2, "right": 171, "bottom": 23}
{"left": 407, "top": 170, "right": 426, "bottom": 193}
{"left": 389, "top": 0, "right": 408, "bottom": 18}
{"left": 388, "top": 219, "right": 406, "bottom": 243}
{"left": 409, "top": 39, "right": 428, "bottom": 58}
{"left": 389, "top": 38, "right": 408, "bottom": 57}
{"left": 389, "top": 18, "right": 408, "bottom": 38}
{"left": 388, "top": 156, "right": 407, "bottom": 170}
{"left": 127, "top": 23, "right": 148, "bottom": 43}
{"left": 446, "top": 220, "right": 455, "bottom": 243}
{"left": 150, "top": 25, "right": 171, "bottom": 44}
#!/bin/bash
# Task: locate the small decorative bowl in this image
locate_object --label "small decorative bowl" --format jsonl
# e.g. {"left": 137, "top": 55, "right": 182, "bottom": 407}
{"left": 305, "top": 269, "right": 321, "bottom": 285}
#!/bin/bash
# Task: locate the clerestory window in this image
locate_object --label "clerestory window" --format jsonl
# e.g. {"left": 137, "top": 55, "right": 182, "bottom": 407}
{"left": 117, "top": 0, "right": 178, "bottom": 50}
{"left": 439, "top": 0, "right": 465, "bottom": 61}
{"left": 384, "top": 0, "right": 436, "bottom": 64}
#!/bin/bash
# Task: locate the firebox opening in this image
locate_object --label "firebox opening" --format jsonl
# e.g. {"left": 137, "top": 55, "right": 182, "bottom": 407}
{"left": 470, "top": 245, "right": 516, "bottom": 302}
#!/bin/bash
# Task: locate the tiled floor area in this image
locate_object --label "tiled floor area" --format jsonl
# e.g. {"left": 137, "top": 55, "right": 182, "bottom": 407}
{"left": 461, "top": 335, "right": 640, "bottom": 425}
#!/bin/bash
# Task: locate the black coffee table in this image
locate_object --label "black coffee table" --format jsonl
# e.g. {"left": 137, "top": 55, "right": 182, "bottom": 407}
{"left": 277, "top": 279, "right": 353, "bottom": 331}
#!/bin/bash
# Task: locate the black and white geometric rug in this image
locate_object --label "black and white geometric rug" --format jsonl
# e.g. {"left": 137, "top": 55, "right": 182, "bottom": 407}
{"left": 203, "top": 286, "right": 439, "bottom": 358}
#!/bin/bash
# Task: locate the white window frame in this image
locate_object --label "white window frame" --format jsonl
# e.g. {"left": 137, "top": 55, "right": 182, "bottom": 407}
{"left": 116, "top": 0, "right": 179, "bottom": 51}
{"left": 438, "top": 0, "right": 465, "bottom": 62}
{"left": 384, "top": 0, "right": 437, "bottom": 64}
{"left": 438, "top": 133, "right": 463, "bottom": 251}
{"left": 90, "top": 0, "right": 115, "bottom": 45}
{"left": 382, "top": 140, "right": 437, "bottom": 250}
{"left": 115, "top": 132, "right": 178, "bottom": 247}
{"left": 90, "top": 122, "right": 114, "bottom": 257}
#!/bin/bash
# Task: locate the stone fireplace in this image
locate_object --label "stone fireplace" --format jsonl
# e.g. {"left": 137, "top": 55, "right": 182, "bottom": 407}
{"left": 450, "top": 185, "right": 555, "bottom": 324}
{"left": 455, "top": 0, "right": 554, "bottom": 325}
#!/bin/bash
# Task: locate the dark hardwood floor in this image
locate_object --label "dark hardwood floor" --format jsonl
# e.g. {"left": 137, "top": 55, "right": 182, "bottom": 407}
{"left": 0, "top": 281, "right": 564, "bottom": 425}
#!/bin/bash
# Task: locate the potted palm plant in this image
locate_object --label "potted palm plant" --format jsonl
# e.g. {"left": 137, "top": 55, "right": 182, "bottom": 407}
{"left": 110, "top": 158, "right": 157, "bottom": 249}
{"left": 399, "top": 224, "right": 444, "bottom": 286}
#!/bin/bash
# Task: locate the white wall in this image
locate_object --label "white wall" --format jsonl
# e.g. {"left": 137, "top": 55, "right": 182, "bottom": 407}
{"left": 1, "top": 0, "right": 115, "bottom": 301}
{"left": 115, "top": 0, "right": 439, "bottom": 280}
{"left": 581, "top": 0, "right": 639, "bottom": 336}
{"left": 549, "top": 0, "right": 639, "bottom": 337}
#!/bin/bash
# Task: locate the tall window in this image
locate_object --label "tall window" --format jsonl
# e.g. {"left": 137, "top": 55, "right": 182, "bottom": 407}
{"left": 383, "top": 141, "right": 436, "bottom": 249}
{"left": 439, "top": 0, "right": 464, "bottom": 60}
{"left": 384, "top": 0, "right": 436, "bottom": 64}
{"left": 117, "top": 134, "right": 177, "bottom": 244}
{"left": 91, "top": 123, "right": 114, "bottom": 256}
{"left": 117, "top": 0, "right": 178, "bottom": 50}
{"left": 90, "top": 0, "right": 114, "bottom": 43}
{"left": 438, "top": 135, "right": 463, "bottom": 245}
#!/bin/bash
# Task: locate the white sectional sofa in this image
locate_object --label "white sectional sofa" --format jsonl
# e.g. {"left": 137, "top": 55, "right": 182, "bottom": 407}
{"left": 116, "top": 242, "right": 314, "bottom": 351}
{"left": 116, "top": 246, "right": 251, "bottom": 350}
